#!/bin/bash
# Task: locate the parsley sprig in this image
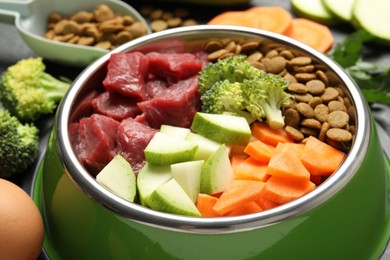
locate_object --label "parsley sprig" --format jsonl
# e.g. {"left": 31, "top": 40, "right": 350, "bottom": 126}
{"left": 328, "top": 30, "right": 390, "bottom": 105}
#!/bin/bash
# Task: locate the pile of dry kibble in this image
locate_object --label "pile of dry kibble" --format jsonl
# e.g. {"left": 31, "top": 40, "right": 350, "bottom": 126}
{"left": 139, "top": 5, "right": 198, "bottom": 32}
{"left": 43, "top": 4, "right": 149, "bottom": 50}
{"left": 203, "top": 38, "right": 355, "bottom": 152}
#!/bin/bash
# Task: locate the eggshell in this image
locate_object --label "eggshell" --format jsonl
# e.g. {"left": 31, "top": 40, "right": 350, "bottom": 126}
{"left": 0, "top": 178, "right": 44, "bottom": 260}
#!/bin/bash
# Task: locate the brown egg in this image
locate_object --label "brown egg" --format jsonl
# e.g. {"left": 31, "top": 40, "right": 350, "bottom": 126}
{"left": 0, "top": 178, "right": 44, "bottom": 260}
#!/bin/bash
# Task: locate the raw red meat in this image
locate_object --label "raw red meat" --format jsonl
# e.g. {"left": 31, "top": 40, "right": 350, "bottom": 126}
{"left": 116, "top": 118, "right": 158, "bottom": 174}
{"left": 92, "top": 91, "right": 142, "bottom": 121}
{"left": 146, "top": 52, "right": 203, "bottom": 83}
{"left": 103, "top": 52, "right": 150, "bottom": 101}
{"left": 77, "top": 114, "right": 120, "bottom": 175}
{"left": 137, "top": 75, "right": 202, "bottom": 128}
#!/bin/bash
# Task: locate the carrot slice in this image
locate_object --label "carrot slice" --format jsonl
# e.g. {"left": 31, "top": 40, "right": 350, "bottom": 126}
{"left": 261, "top": 176, "right": 316, "bottom": 204}
{"left": 300, "top": 136, "right": 345, "bottom": 176}
{"left": 213, "top": 180, "right": 265, "bottom": 215}
{"left": 234, "top": 157, "right": 270, "bottom": 182}
{"left": 208, "top": 6, "right": 293, "bottom": 35}
{"left": 244, "top": 139, "right": 275, "bottom": 164}
{"left": 267, "top": 149, "right": 311, "bottom": 183}
{"left": 255, "top": 196, "right": 280, "bottom": 210}
{"left": 310, "top": 174, "right": 323, "bottom": 186}
{"left": 196, "top": 193, "right": 220, "bottom": 217}
{"left": 275, "top": 142, "right": 305, "bottom": 158}
{"left": 245, "top": 6, "right": 293, "bottom": 34}
{"left": 225, "top": 201, "right": 263, "bottom": 216}
{"left": 251, "top": 122, "right": 293, "bottom": 147}
{"left": 284, "top": 18, "right": 334, "bottom": 53}
{"left": 231, "top": 155, "right": 246, "bottom": 172}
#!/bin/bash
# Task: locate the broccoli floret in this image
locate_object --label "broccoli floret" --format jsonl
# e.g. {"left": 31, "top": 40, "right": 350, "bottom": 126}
{"left": 0, "top": 109, "right": 39, "bottom": 178}
{"left": 241, "top": 73, "right": 292, "bottom": 129}
{"left": 200, "top": 79, "right": 255, "bottom": 122}
{"left": 0, "top": 57, "right": 71, "bottom": 122}
{"left": 198, "top": 55, "right": 263, "bottom": 95}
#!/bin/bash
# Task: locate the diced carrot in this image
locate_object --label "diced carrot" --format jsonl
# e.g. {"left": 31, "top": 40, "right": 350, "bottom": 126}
{"left": 208, "top": 7, "right": 293, "bottom": 35}
{"left": 231, "top": 155, "right": 246, "bottom": 172}
{"left": 213, "top": 180, "right": 265, "bottom": 215}
{"left": 228, "top": 144, "right": 247, "bottom": 157}
{"left": 234, "top": 157, "right": 270, "bottom": 182}
{"left": 251, "top": 122, "right": 293, "bottom": 147}
{"left": 300, "top": 136, "right": 345, "bottom": 176}
{"left": 244, "top": 139, "right": 275, "bottom": 164}
{"left": 255, "top": 196, "right": 280, "bottom": 210}
{"left": 284, "top": 18, "right": 334, "bottom": 53}
{"left": 225, "top": 201, "right": 263, "bottom": 216}
{"left": 275, "top": 142, "right": 305, "bottom": 158}
{"left": 267, "top": 149, "right": 310, "bottom": 183}
{"left": 196, "top": 193, "right": 220, "bottom": 217}
{"left": 261, "top": 176, "right": 316, "bottom": 204}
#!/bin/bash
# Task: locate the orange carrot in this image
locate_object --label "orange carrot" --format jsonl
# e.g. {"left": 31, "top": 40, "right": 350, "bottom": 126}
{"left": 251, "top": 122, "right": 293, "bottom": 147}
{"left": 208, "top": 6, "right": 293, "bottom": 35}
{"left": 228, "top": 144, "right": 247, "bottom": 157}
{"left": 261, "top": 176, "right": 316, "bottom": 204}
{"left": 275, "top": 142, "right": 305, "bottom": 158}
{"left": 225, "top": 201, "right": 263, "bottom": 216}
{"left": 196, "top": 193, "right": 220, "bottom": 217}
{"left": 255, "top": 196, "right": 280, "bottom": 210}
{"left": 310, "top": 174, "right": 323, "bottom": 186}
{"left": 267, "top": 149, "right": 310, "bottom": 183}
{"left": 231, "top": 155, "right": 246, "bottom": 172}
{"left": 234, "top": 157, "right": 270, "bottom": 182}
{"left": 300, "top": 136, "right": 345, "bottom": 176}
{"left": 284, "top": 18, "right": 334, "bottom": 53}
{"left": 213, "top": 180, "right": 265, "bottom": 215}
{"left": 244, "top": 139, "right": 275, "bottom": 164}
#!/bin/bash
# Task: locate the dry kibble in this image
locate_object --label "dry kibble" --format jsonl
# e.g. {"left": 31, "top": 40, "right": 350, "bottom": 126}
{"left": 295, "top": 73, "right": 316, "bottom": 82}
{"left": 284, "top": 108, "right": 301, "bottom": 128}
{"left": 263, "top": 56, "right": 286, "bottom": 74}
{"left": 301, "top": 118, "right": 322, "bottom": 129}
{"left": 288, "top": 82, "right": 308, "bottom": 94}
{"left": 326, "top": 128, "right": 353, "bottom": 142}
{"left": 48, "top": 12, "right": 63, "bottom": 23}
{"left": 296, "top": 102, "right": 315, "bottom": 118}
{"left": 293, "top": 93, "right": 313, "bottom": 103}
{"left": 327, "top": 111, "right": 349, "bottom": 128}
{"left": 314, "top": 104, "right": 329, "bottom": 122}
{"left": 328, "top": 100, "right": 347, "bottom": 112}
{"left": 321, "top": 87, "right": 339, "bottom": 102}
{"left": 182, "top": 19, "right": 198, "bottom": 26}
{"left": 71, "top": 11, "right": 93, "bottom": 23}
{"left": 319, "top": 122, "right": 330, "bottom": 142}
{"left": 306, "top": 79, "right": 325, "bottom": 95}
{"left": 309, "top": 96, "right": 323, "bottom": 108}
{"left": 94, "top": 40, "right": 112, "bottom": 49}
{"left": 150, "top": 9, "right": 164, "bottom": 20}
{"left": 167, "top": 17, "right": 182, "bottom": 27}
{"left": 280, "top": 50, "right": 294, "bottom": 60}
{"left": 247, "top": 52, "right": 263, "bottom": 63}
{"left": 290, "top": 56, "right": 312, "bottom": 66}
{"left": 114, "top": 31, "right": 133, "bottom": 45}
{"left": 285, "top": 126, "right": 305, "bottom": 141}
{"left": 77, "top": 36, "right": 95, "bottom": 46}
{"left": 94, "top": 4, "right": 115, "bottom": 22}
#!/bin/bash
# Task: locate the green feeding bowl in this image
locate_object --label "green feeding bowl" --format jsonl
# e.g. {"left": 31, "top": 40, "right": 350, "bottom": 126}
{"left": 33, "top": 25, "right": 390, "bottom": 260}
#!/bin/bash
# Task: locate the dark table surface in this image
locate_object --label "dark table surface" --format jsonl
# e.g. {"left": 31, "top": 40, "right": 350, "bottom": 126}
{"left": 0, "top": 0, "right": 389, "bottom": 259}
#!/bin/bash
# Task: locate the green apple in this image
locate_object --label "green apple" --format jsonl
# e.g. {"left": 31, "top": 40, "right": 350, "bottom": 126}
{"left": 291, "top": 0, "right": 340, "bottom": 25}
{"left": 191, "top": 112, "right": 251, "bottom": 146}
{"left": 144, "top": 132, "right": 198, "bottom": 165}
{"left": 323, "top": 0, "right": 355, "bottom": 22}
{"left": 200, "top": 144, "right": 234, "bottom": 195}
{"left": 96, "top": 154, "right": 136, "bottom": 202}
{"left": 160, "top": 124, "right": 191, "bottom": 139}
{"left": 171, "top": 160, "right": 204, "bottom": 203}
{"left": 185, "top": 132, "right": 222, "bottom": 160}
{"left": 147, "top": 179, "right": 201, "bottom": 217}
{"left": 137, "top": 163, "right": 172, "bottom": 206}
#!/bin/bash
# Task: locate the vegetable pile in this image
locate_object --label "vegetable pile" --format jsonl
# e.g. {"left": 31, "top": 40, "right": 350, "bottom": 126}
{"left": 0, "top": 57, "right": 70, "bottom": 178}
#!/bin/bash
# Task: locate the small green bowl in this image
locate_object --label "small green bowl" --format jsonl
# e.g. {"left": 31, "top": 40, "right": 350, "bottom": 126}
{"left": 34, "top": 25, "right": 390, "bottom": 259}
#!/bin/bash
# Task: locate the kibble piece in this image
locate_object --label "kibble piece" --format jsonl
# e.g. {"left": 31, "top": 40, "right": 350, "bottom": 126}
{"left": 207, "top": 49, "right": 228, "bottom": 61}
{"left": 318, "top": 122, "right": 330, "bottom": 142}
{"left": 284, "top": 108, "right": 300, "bottom": 128}
{"left": 290, "top": 56, "right": 312, "bottom": 66}
{"left": 301, "top": 118, "right": 322, "bottom": 129}
{"left": 280, "top": 50, "right": 294, "bottom": 60}
{"left": 306, "top": 79, "right": 325, "bottom": 95}
{"left": 296, "top": 102, "right": 315, "bottom": 118}
{"left": 263, "top": 56, "right": 286, "bottom": 74}
{"left": 225, "top": 41, "right": 237, "bottom": 52}
{"left": 295, "top": 73, "right": 316, "bottom": 82}
{"left": 309, "top": 96, "right": 323, "bottom": 108}
{"left": 247, "top": 51, "right": 263, "bottom": 63}
{"left": 167, "top": 17, "right": 182, "bottom": 28}
{"left": 150, "top": 19, "right": 168, "bottom": 32}
{"left": 300, "top": 127, "right": 318, "bottom": 137}
{"left": 174, "top": 7, "right": 190, "bottom": 18}
{"left": 240, "top": 41, "right": 260, "bottom": 52}
{"left": 182, "top": 19, "right": 198, "bottom": 26}
{"left": 71, "top": 11, "right": 93, "bottom": 24}
{"left": 265, "top": 49, "right": 279, "bottom": 58}
{"left": 94, "top": 4, "right": 115, "bottom": 22}
{"left": 293, "top": 64, "right": 315, "bottom": 73}
{"left": 114, "top": 31, "right": 133, "bottom": 45}
{"left": 288, "top": 82, "right": 308, "bottom": 94}
{"left": 321, "top": 87, "right": 339, "bottom": 102}
{"left": 293, "top": 93, "right": 313, "bottom": 103}
{"left": 315, "top": 70, "right": 329, "bottom": 86}
{"left": 326, "top": 128, "right": 353, "bottom": 142}
{"left": 94, "top": 40, "right": 112, "bottom": 49}
{"left": 284, "top": 73, "right": 297, "bottom": 83}
{"left": 149, "top": 9, "right": 164, "bottom": 20}
{"left": 123, "top": 16, "right": 135, "bottom": 26}
{"left": 77, "top": 36, "right": 95, "bottom": 46}
{"left": 285, "top": 126, "right": 305, "bottom": 141}
{"left": 314, "top": 104, "right": 329, "bottom": 122}
{"left": 327, "top": 111, "right": 349, "bottom": 128}
{"left": 328, "top": 100, "right": 347, "bottom": 112}
{"left": 48, "top": 12, "right": 62, "bottom": 23}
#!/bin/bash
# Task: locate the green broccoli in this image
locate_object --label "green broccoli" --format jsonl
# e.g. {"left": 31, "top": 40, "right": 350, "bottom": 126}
{"left": 198, "top": 55, "right": 263, "bottom": 95}
{"left": 0, "top": 108, "right": 39, "bottom": 178}
{"left": 0, "top": 57, "right": 71, "bottom": 122}
{"left": 200, "top": 79, "right": 255, "bottom": 122}
{"left": 241, "top": 74, "right": 292, "bottom": 129}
